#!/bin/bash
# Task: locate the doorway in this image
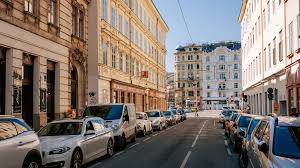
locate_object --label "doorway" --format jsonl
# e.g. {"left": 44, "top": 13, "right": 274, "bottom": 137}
{"left": 47, "top": 61, "right": 55, "bottom": 122}
{"left": 22, "top": 55, "right": 34, "bottom": 127}
{"left": 280, "top": 101, "right": 287, "bottom": 116}
{"left": 71, "top": 66, "right": 78, "bottom": 110}
{"left": 0, "top": 48, "right": 6, "bottom": 115}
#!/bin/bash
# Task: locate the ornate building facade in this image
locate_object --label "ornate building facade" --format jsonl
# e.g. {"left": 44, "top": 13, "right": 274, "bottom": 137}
{"left": 0, "top": 0, "right": 90, "bottom": 129}
{"left": 88, "top": 0, "right": 168, "bottom": 112}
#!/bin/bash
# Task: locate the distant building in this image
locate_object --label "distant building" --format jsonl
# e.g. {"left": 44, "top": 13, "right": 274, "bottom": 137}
{"left": 167, "top": 73, "right": 175, "bottom": 108}
{"left": 174, "top": 42, "right": 242, "bottom": 109}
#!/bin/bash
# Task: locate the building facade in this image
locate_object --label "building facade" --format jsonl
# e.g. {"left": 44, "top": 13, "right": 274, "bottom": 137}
{"left": 202, "top": 43, "right": 242, "bottom": 110}
{"left": 0, "top": 0, "right": 90, "bottom": 129}
{"left": 166, "top": 72, "right": 175, "bottom": 108}
{"left": 239, "top": 0, "right": 300, "bottom": 116}
{"left": 174, "top": 44, "right": 203, "bottom": 108}
{"left": 88, "top": 0, "right": 169, "bottom": 112}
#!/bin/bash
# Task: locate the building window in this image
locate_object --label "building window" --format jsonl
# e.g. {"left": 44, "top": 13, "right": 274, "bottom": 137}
{"left": 182, "top": 56, "right": 185, "bottom": 61}
{"left": 125, "top": 20, "right": 129, "bottom": 37}
{"left": 101, "top": 0, "right": 107, "bottom": 20}
{"left": 207, "top": 92, "right": 211, "bottom": 98}
{"left": 126, "top": 55, "right": 129, "bottom": 73}
{"left": 234, "top": 55, "right": 238, "bottom": 61}
{"left": 24, "top": 0, "right": 36, "bottom": 14}
{"left": 72, "top": 5, "right": 78, "bottom": 36}
{"left": 111, "top": 7, "right": 116, "bottom": 27}
{"left": 207, "top": 85, "right": 210, "bottom": 89}
{"left": 234, "top": 64, "right": 238, "bottom": 70}
{"left": 220, "top": 73, "right": 226, "bottom": 80}
{"left": 288, "top": 22, "right": 294, "bottom": 54}
{"left": 219, "top": 65, "right": 225, "bottom": 70}
{"left": 206, "top": 56, "right": 210, "bottom": 62}
{"left": 273, "top": 38, "right": 276, "bottom": 65}
{"left": 79, "top": 10, "right": 84, "bottom": 39}
{"left": 102, "top": 41, "right": 108, "bottom": 65}
{"left": 197, "top": 55, "right": 199, "bottom": 60}
{"left": 234, "top": 92, "right": 238, "bottom": 97}
{"left": 234, "top": 73, "right": 238, "bottom": 79}
{"left": 219, "top": 55, "right": 225, "bottom": 61}
{"left": 234, "top": 83, "right": 238, "bottom": 88}
{"left": 48, "top": 0, "right": 57, "bottom": 25}
{"left": 289, "top": 89, "right": 295, "bottom": 111}
{"left": 279, "top": 30, "right": 283, "bottom": 62}
{"left": 119, "top": 52, "right": 123, "bottom": 71}
{"left": 119, "top": 15, "right": 123, "bottom": 33}
{"left": 135, "top": 61, "right": 139, "bottom": 76}
{"left": 206, "top": 65, "right": 210, "bottom": 71}
{"left": 112, "top": 46, "right": 116, "bottom": 68}
{"left": 188, "top": 91, "right": 194, "bottom": 97}
{"left": 298, "top": 15, "right": 300, "bottom": 49}
{"left": 197, "top": 64, "right": 200, "bottom": 69}
{"left": 206, "top": 75, "right": 210, "bottom": 80}
{"left": 268, "top": 43, "right": 271, "bottom": 68}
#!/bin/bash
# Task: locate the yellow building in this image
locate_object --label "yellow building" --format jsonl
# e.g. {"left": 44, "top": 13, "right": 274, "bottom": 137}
{"left": 88, "top": 0, "right": 169, "bottom": 112}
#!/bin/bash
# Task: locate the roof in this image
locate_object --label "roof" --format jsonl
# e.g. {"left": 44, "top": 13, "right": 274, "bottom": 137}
{"left": 175, "top": 42, "right": 241, "bottom": 52}
{"left": 277, "top": 117, "right": 300, "bottom": 126}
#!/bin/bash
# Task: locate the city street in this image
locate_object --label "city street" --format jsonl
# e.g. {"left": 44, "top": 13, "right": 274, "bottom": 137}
{"left": 85, "top": 117, "right": 238, "bottom": 168}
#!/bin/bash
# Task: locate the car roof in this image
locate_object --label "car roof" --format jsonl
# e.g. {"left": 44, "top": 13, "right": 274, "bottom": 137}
{"left": 277, "top": 116, "right": 300, "bottom": 126}
{"left": 136, "top": 112, "right": 146, "bottom": 114}
{"left": 87, "top": 103, "right": 134, "bottom": 107}
{"left": 145, "top": 110, "right": 161, "bottom": 112}
{"left": 50, "top": 117, "right": 103, "bottom": 123}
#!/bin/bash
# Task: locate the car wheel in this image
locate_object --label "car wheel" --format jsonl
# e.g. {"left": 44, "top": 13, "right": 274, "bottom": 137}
{"left": 71, "top": 148, "right": 82, "bottom": 168}
{"left": 106, "top": 139, "right": 114, "bottom": 157}
{"left": 142, "top": 127, "right": 146, "bottom": 137}
{"left": 119, "top": 134, "right": 127, "bottom": 150}
{"left": 22, "top": 154, "right": 41, "bottom": 168}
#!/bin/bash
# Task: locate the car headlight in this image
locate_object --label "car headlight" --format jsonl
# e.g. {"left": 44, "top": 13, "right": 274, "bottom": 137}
{"left": 111, "top": 124, "right": 119, "bottom": 130}
{"left": 49, "top": 147, "right": 71, "bottom": 155}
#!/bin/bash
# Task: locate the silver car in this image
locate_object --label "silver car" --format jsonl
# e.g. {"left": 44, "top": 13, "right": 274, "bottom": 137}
{"left": 38, "top": 117, "right": 114, "bottom": 168}
{"left": 0, "top": 115, "right": 42, "bottom": 168}
{"left": 145, "top": 110, "right": 166, "bottom": 131}
{"left": 248, "top": 116, "right": 300, "bottom": 168}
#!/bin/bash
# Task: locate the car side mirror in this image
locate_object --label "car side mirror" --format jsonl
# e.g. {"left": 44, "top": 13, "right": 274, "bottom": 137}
{"left": 85, "top": 130, "right": 95, "bottom": 136}
{"left": 258, "top": 142, "right": 269, "bottom": 153}
{"left": 124, "top": 115, "right": 129, "bottom": 122}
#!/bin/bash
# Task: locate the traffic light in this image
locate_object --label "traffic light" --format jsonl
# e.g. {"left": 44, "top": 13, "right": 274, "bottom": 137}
{"left": 243, "top": 95, "right": 247, "bottom": 102}
{"left": 267, "top": 88, "right": 274, "bottom": 100}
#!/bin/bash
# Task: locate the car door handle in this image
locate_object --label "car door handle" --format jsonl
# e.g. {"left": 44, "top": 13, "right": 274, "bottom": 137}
{"left": 18, "top": 140, "right": 36, "bottom": 146}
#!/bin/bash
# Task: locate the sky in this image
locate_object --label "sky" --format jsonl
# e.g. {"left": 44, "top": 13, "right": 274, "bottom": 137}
{"left": 152, "top": 0, "right": 242, "bottom": 72}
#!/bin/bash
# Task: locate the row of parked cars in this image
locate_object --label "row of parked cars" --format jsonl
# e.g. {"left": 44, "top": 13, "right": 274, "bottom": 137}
{"left": 219, "top": 110, "right": 300, "bottom": 168}
{"left": 0, "top": 103, "right": 188, "bottom": 168}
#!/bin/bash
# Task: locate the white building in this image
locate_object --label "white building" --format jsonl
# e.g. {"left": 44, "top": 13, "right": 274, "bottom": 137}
{"left": 202, "top": 43, "right": 242, "bottom": 110}
{"left": 239, "top": 0, "right": 300, "bottom": 116}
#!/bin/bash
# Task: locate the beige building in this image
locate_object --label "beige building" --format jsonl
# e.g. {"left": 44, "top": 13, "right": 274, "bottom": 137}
{"left": 239, "top": 0, "right": 300, "bottom": 116}
{"left": 0, "top": 0, "right": 90, "bottom": 129}
{"left": 88, "top": 0, "right": 169, "bottom": 112}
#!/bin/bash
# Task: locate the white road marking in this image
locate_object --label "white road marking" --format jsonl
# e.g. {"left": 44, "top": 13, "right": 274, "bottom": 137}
{"left": 226, "top": 148, "right": 232, "bottom": 156}
{"left": 114, "top": 151, "right": 124, "bottom": 157}
{"left": 198, "top": 120, "right": 207, "bottom": 135}
{"left": 224, "top": 140, "right": 228, "bottom": 146}
{"left": 129, "top": 143, "right": 140, "bottom": 149}
{"left": 249, "top": 159, "right": 255, "bottom": 168}
{"left": 191, "top": 135, "right": 199, "bottom": 148}
{"left": 143, "top": 137, "right": 151, "bottom": 142}
{"left": 180, "top": 151, "right": 192, "bottom": 168}
{"left": 152, "top": 133, "right": 159, "bottom": 137}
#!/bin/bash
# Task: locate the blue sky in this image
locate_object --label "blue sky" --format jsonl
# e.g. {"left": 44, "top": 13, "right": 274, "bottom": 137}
{"left": 152, "top": 0, "right": 242, "bottom": 72}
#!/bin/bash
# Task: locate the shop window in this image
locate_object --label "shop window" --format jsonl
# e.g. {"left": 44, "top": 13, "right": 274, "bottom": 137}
{"left": 121, "top": 92, "right": 125, "bottom": 103}
{"left": 289, "top": 89, "right": 295, "bottom": 111}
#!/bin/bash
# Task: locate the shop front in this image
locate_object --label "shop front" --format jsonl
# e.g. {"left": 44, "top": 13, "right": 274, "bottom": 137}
{"left": 287, "top": 65, "right": 300, "bottom": 116}
{"left": 111, "top": 80, "right": 146, "bottom": 112}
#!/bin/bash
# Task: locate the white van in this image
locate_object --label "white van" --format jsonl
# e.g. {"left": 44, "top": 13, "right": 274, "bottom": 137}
{"left": 83, "top": 104, "right": 137, "bottom": 149}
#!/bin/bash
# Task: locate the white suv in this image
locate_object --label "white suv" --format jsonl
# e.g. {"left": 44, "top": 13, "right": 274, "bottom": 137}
{"left": 0, "top": 116, "right": 42, "bottom": 168}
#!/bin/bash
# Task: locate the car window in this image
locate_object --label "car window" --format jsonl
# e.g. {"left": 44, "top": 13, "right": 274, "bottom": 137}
{"left": 83, "top": 105, "right": 123, "bottom": 120}
{"left": 247, "top": 119, "right": 260, "bottom": 141}
{"left": 124, "top": 106, "right": 128, "bottom": 117}
{"left": 146, "top": 111, "right": 160, "bottom": 117}
{"left": 238, "top": 116, "right": 252, "bottom": 127}
{"left": 254, "top": 121, "right": 268, "bottom": 140}
{"left": 144, "top": 114, "right": 148, "bottom": 120}
{"left": 0, "top": 120, "right": 18, "bottom": 141}
{"left": 38, "top": 122, "right": 82, "bottom": 136}
{"left": 261, "top": 124, "right": 271, "bottom": 156}
{"left": 136, "top": 113, "right": 144, "bottom": 119}
{"left": 91, "top": 120, "right": 105, "bottom": 131}
{"left": 11, "top": 119, "right": 32, "bottom": 134}
{"left": 86, "top": 121, "right": 95, "bottom": 131}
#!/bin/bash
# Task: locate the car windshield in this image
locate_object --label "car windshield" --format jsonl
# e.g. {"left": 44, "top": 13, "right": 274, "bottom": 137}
{"left": 136, "top": 113, "right": 144, "bottom": 119}
{"left": 83, "top": 105, "right": 123, "bottom": 120}
{"left": 222, "top": 110, "right": 232, "bottom": 116}
{"left": 38, "top": 122, "right": 82, "bottom": 136}
{"left": 163, "top": 111, "right": 172, "bottom": 116}
{"left": 238, "top": 116, "right": 251, "bottom": 127}
{"left": 231, "top": 113, "right": 238, "bottom": 121}
{"left": 273, "top": 126, "right": 300, "bottom": 159}
{"left": 170, "top": 109, "right": 177, "bottom": 113}
{"left": 246, "top": 119, "right": 260, "bottom": 140}
{"left": 146, "top": 111, "right": 160, "bottom": 117}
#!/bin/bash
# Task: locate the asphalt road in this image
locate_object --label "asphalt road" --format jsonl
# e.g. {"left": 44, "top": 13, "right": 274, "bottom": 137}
{"left": 85, "top": 118, "right": 238, "bottom": 168}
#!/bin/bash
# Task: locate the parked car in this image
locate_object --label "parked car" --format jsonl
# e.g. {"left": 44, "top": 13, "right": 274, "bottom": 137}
{"left": 171, "top": 109, "right": 181, "bottom": 123}
{"left": 177, "top": 108, "right": 187, "bottom": 121}
{"left": 220, "top": 110, "right": 233, "bottom": 128}
{"left": 239, "top": 116, "right": 264, "bottom": 168}
{"left": 183, "top": 108, "right": 192, "bottom": 113}
{"left": 163, "top": 111, "right": 176, "bottom": 126}
{"left": 136, "top": 112, "right": 153, "bottom": 136}
{"left": 39, "top": 117, "right": 114, "bottom": 168}
{"left": 0, "top": 116, "right": 42, "bottom": 168}
{"left": 229, "top": 113, "right": 253, "bottom": 152}
{"left": 224, "top": 112, "right": 239, "bottom": 136}
{"left": 247, "top": 116, "right": 300, "bottom": 168}
{"left": 145, "top": 110, "right": 166, "bottom": 131}
{"left": 83, "top": 103, "right": 137, "bottom": 149}
{"left": 191, "top": 107, "right": 198, "bottom": 112}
